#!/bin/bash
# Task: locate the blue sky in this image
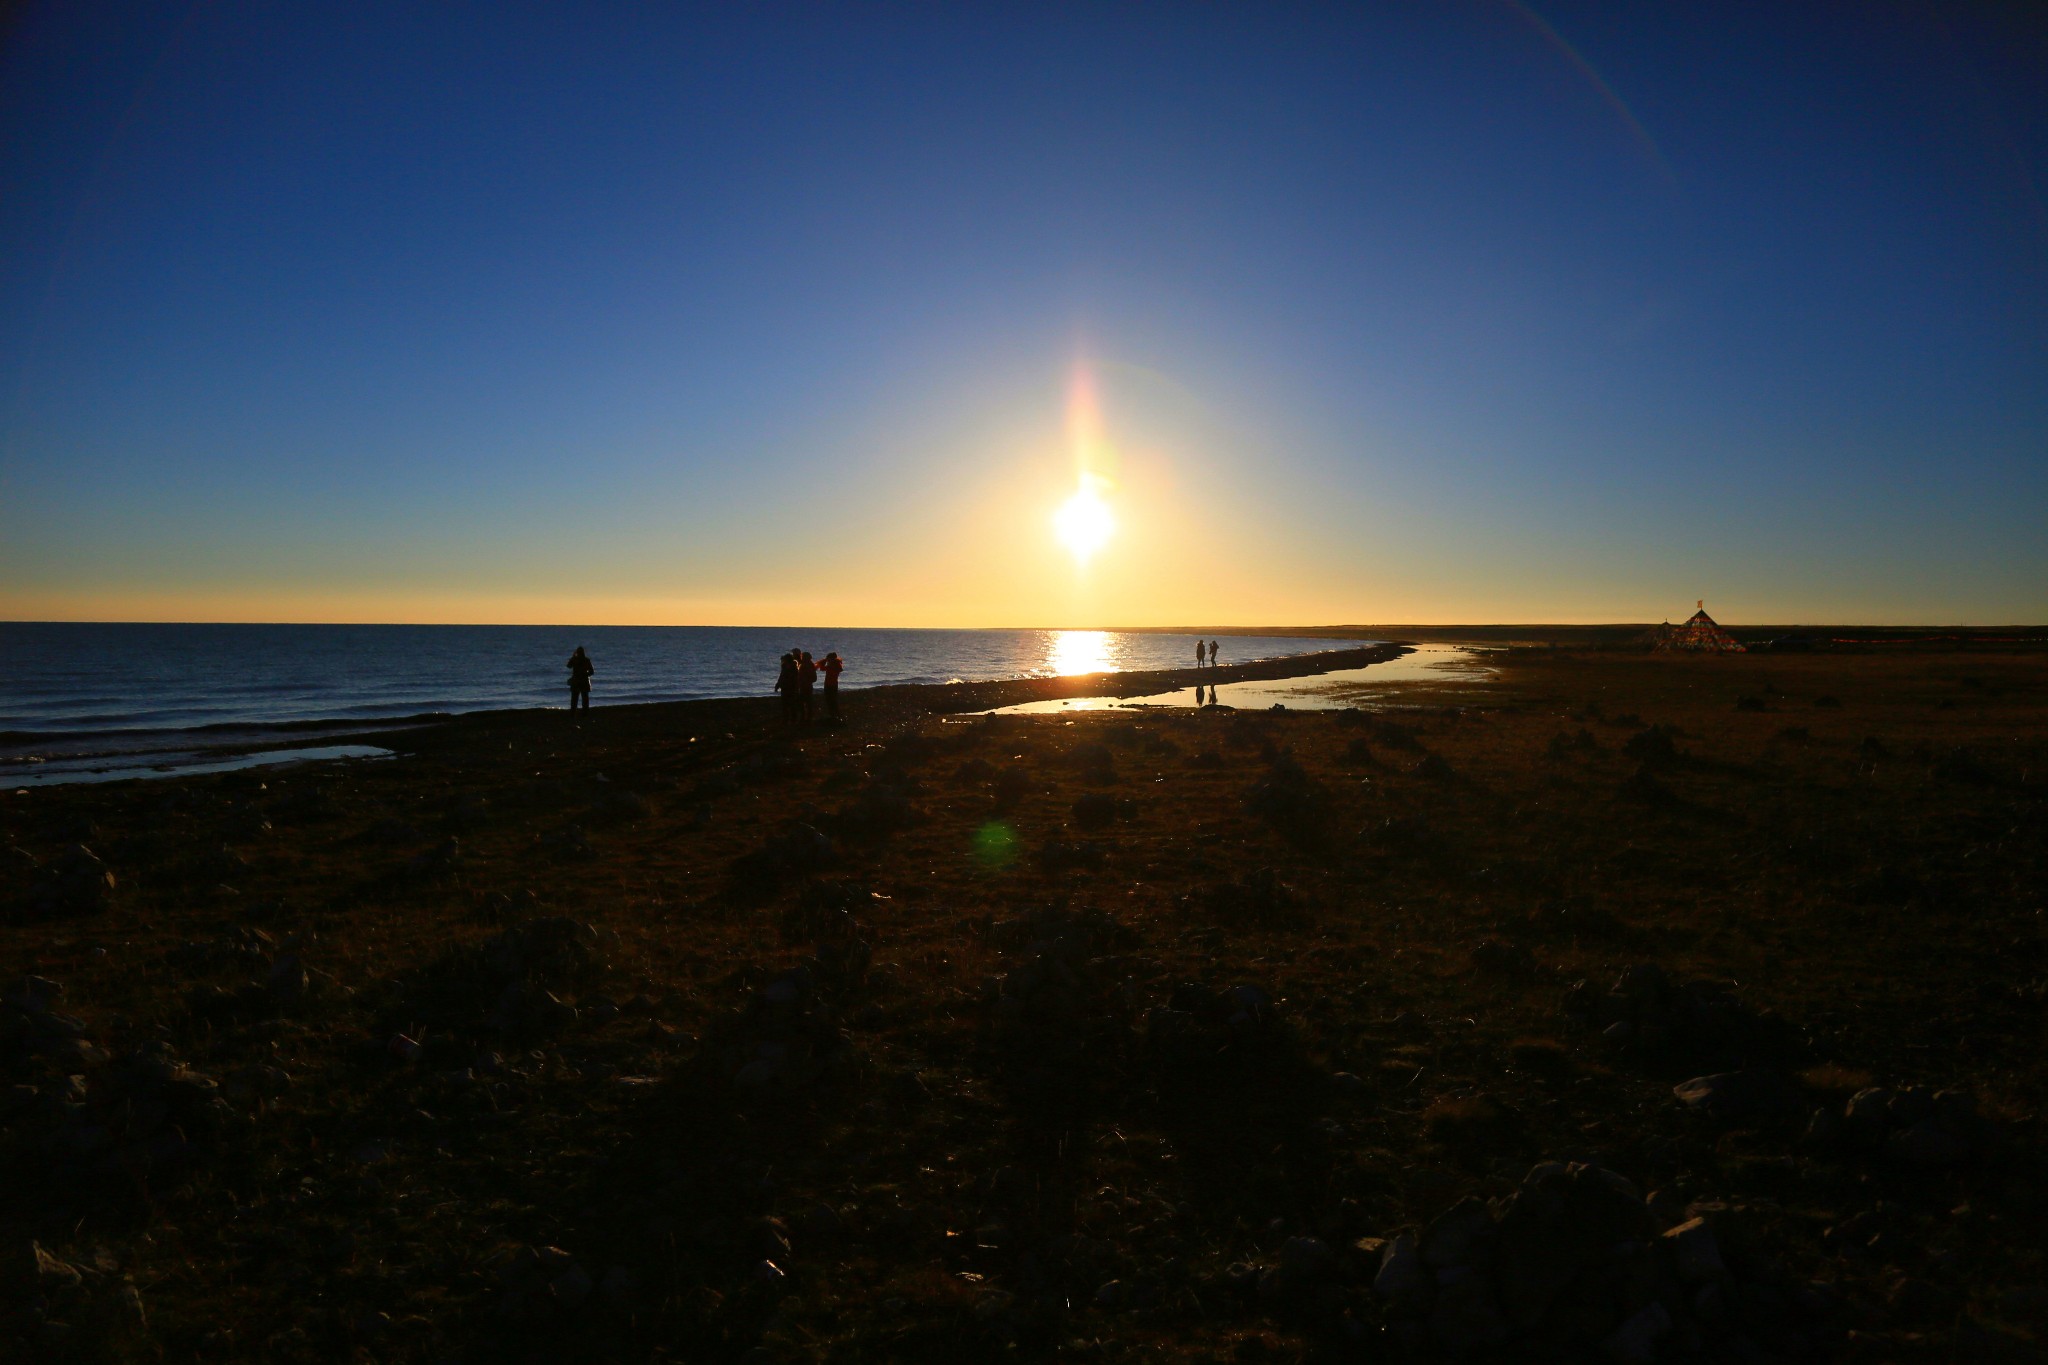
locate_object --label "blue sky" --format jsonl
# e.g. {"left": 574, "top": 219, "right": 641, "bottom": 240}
{"left": 1, "top": 2, "right": 2042, "bottom": 624}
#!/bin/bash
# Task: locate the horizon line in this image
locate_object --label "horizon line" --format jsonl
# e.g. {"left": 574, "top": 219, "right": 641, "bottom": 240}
{"left": 4, "top": 618, "right": 2044, "bottom": 632}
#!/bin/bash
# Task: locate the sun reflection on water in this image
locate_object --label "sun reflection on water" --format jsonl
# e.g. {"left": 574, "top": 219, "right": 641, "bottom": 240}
{"left": 1047, "top": 629, "right": 1115, "bottom": 677}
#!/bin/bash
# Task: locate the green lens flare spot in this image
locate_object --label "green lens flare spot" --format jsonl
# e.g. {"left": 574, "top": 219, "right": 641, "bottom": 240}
{"left": 974, "top": 820, "right": 1018, "bottom": 868}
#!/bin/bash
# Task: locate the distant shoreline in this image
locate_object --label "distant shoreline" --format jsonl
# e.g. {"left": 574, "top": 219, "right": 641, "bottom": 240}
{"left": 1113, "top": 624, "right": 2048, "bottom": 646}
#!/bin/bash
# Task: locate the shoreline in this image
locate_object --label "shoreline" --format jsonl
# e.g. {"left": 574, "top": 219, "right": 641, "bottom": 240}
{"left": 354, "top": 642, "right": 1413, "bottom": 758}
{"left": 2, "top": 643, "right": 1412, "bottom": 781}
{"left": 0, "top": 634, "right": 1395, "bottom": 757}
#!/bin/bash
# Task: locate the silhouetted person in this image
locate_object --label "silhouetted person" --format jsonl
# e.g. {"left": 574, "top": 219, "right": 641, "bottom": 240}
{"left": 774, "top": 650, "right": 799, "bottom": 723}
{"left": 1208, "top": 639, "right": 1220, "bottom": 667}
{"left": 566, "top": 647, "right": 594, "bottom": 712}
{"left": 1196, "top": 639, "right": 1207, "bottom": 668}
{"left": 799, "top": 651, "right": 818, "bottom": 723}
{"left": 820, "top": 651, "right": 844, "bottom": 719}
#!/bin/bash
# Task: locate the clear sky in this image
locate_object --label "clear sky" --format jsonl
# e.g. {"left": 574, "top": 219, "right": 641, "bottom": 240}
{"left": 1, "top": 2, "right": 2043, "bottom": 626}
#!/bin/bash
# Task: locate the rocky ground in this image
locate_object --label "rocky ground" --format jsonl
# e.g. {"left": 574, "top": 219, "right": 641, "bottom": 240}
{"left": 2, "top": 645, "right": 2044, "bottom": 1363}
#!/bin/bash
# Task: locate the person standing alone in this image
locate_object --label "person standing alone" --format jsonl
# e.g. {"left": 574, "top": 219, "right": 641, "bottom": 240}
{"left": 566, "top": 646, "right": 594, "bottom": 712}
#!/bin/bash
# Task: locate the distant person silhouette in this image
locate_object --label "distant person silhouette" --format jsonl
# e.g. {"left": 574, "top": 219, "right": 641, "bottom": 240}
{"left": 1196, "top": 639, "right": 1207, "bottom": 669}
{"left": 799, "top": 651, "right": 818, "bottom": 723}
{"left": 1210, "top": 639, "right": 1221, "bottom": 667}
{"left": 820, "top": 651, "right": 844, "bottom": 719}
{"left": 566, "top": 647, "right": 594, "bottom": 712}
{"left": 774, "top": 650, "right": 799, "bottom": 723}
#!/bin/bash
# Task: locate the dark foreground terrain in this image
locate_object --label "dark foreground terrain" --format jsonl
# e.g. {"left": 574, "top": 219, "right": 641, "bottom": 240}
{"left": 3, "top": 646, "right": 2044, "bottom": 1363}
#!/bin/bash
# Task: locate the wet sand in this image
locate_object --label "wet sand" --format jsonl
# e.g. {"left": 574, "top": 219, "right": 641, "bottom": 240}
{"left": 2, "top": 643, "right": 2044, "bottom": 1362}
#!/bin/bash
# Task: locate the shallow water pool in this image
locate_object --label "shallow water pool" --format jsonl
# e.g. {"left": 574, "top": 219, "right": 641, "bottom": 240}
{"left": 985, "top": 644, "right": 1491, "bottom": 715}
{"left": 5, "top": 743, "right": 393, "bottom": 788}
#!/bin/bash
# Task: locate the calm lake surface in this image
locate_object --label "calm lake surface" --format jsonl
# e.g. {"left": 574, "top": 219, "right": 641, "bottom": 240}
{"left": 0, "top": 623, "right": 1370, "bottom": 742}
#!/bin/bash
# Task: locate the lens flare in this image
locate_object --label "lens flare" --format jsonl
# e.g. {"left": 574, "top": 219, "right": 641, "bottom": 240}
{"left": 1054, "top": 477, "right": 1114, "bottom": 563}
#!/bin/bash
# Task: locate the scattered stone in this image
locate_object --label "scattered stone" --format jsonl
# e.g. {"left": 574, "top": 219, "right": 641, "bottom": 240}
{"left": 1660, "top": 1218, "right": 1726, "bottom": 1283}
{"left": 1565, "top": 964, "right": 1803, "bottom": 1073}
{"left": 1429, "top": 1270, "right": 1508, "bottom": 1353}
{"left": 1343, "top": 1162, "right": 1833, "bottom": 1360}
{"left": 1421, "top": 1198, "right": 1495, "bottom": 1269}
{"left": 265, "top": 954, "right": 310, "bottom": 1006}
{"left": 1601, "top": 1301, "right": 1671, "bottom": 1364}
{"left": 1372, "top": 1234, "right": 1431, "bottom": 1313}
{"left": 1813, "top": 1084, "right": 1999, "bottom": 1165}
{"left": 27, "top": 845, "right": 116, "bottom": 916}
{"left": 1672, "top": 1069, "right": 1801, "bottom": 1121}
{"left": 1422, "top": 1094, "right": 1518, "bottom": 1150}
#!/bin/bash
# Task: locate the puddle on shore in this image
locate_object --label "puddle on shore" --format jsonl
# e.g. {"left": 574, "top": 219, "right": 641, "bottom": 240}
{"left": 6, "top": 744, "right": 393, "bottom": 789}
{"left": 986, "top": 645, "right": 1491, "bottom": 716}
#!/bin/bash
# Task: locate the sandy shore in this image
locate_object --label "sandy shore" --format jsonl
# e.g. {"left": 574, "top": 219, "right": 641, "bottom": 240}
{"left": 2, "top": 643, "right": 2043, "bottom": 1362}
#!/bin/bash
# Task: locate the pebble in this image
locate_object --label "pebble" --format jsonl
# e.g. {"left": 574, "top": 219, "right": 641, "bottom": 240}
{"left": 550, "top": 1263, "right": 593, "bottom": 1308}
{"left": 1277, "top": 1236, "right": 1332, "bottom": 1273}
{"left": 1601, "top": 1301, "right": 1671, "bottom": 1364}
{"left": 1644, "top": 1189, "right": 1686, "bottom": 1228}
{"left": 1329, "top": 1070, "right": 1368, "bottom": 1096}
{"left": 1429, "top": 1272, "right": 1508, "bottom": 1352}
{"left": 1660, "top": 1218, "right": 1726, "bottom": 1283}
{"left": 1889, "top": 1118, "right": 1973, "bottom": 1166}
{"left": 1373, "top": 1233, "right": 1432, "bottom": 1311}
{"left": 1671, "top": 1069, "right": 1795, "bottom": 1119}
{"left": 1421, "top": 1197, "right": 1494, "bottom": 1269}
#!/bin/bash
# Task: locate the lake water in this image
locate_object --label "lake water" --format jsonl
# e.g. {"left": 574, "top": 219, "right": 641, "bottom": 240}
{"left": 0, "top": 623, "right": 1369, "bottom": 744}
{"left": 987, "top": 644, "right": 1491, "bottom": 714}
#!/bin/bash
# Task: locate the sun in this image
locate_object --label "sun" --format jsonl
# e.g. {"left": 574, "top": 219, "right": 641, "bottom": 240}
{"left": 1053, "top": 478, "right": 1114, "bottom": 563}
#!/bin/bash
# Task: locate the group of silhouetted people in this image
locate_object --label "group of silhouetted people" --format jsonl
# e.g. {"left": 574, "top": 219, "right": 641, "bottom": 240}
{"left": 775, "top": 647, "right": 843, "bottom": 724}
{"left": 564, "top": 643, "right": 843, "bottom": 723}
{"left": 1195, "top": 638, "right": 1222, "bottom": 667}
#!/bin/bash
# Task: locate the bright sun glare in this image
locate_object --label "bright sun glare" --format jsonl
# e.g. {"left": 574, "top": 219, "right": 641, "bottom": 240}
{"left": 1054, "top": 480, "right": 1114, "bottom": 563}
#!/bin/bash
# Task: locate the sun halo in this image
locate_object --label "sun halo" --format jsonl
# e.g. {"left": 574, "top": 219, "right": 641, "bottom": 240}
{"left": 1053, "top": 481, "right": 1114, "bottom": 564}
